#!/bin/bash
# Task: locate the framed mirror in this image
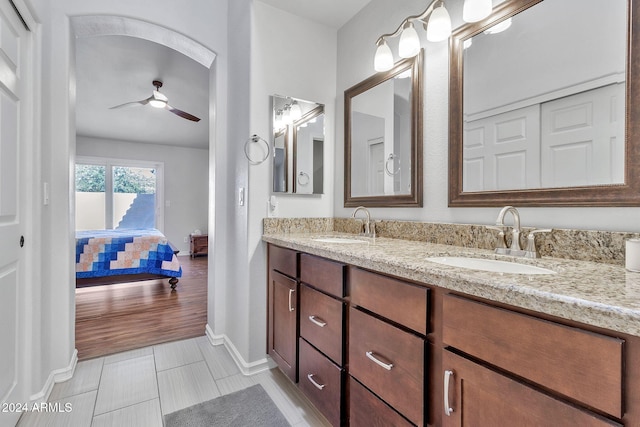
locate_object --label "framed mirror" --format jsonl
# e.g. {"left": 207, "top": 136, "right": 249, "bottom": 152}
{"left": 345, "top": 51, "right": 423, "bottom": 207}
{"left": 449, "top": 0, "right": 640, "bottom": 206}
{"left": 272, "top": 95, "right": 324, "bottom": 194}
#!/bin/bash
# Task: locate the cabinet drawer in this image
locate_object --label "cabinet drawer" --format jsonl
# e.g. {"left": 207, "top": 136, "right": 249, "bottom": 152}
{"left": 300, "top": 284, "right": 344, "bottom": 365}
{"left": 442, "top": 350, "right": 621, "bottom": 427}
{"left": 443, "top": 294, "right": 624, "bottom": 418}
{"left": 269, "top": 245, "right": 298, "bottom": 278}
{"left": 349, "top": 376, "right": 413, "bottom": 427}
{"left": 349, "top": 268, "right": 428, "bottom": 335}
{"left": 300, "top": 253, "right": 344, "bottom": 297}
{"left": 348, "top": 307, "right": 425, "bottom": 426}
{"left": 299, "top": 338, "right": 343, "bottom": 427}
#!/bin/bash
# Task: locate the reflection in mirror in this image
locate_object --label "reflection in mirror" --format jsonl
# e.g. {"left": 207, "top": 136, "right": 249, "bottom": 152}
{"left": 272, "top": 95, "right": 324, "bottom": 194}
{"left": 464, "top": 0, "right": 625, "bottom": 192}
{"left": 345, "top": 51, "right": 422, "bottom": 207}
{"left": 293, "top": 106, "right": 324, "bottom": 194}
{"left": 273, "top": 128, "right": 287, "bottom": 192}
{"left": 450, "top": 0, "right": 640, "bottom": 206}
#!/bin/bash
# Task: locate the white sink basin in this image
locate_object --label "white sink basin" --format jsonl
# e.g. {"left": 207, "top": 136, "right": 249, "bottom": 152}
{"left": 312, "top": 237, "right": 369, "bottom": 244}
{"left": 426, "top": 256, "right": 556, "bottom": 275}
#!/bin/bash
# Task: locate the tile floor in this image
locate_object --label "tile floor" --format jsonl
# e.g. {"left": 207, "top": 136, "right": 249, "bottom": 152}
{"left": 17, "top": 336, "right": 330, "bottom": 427}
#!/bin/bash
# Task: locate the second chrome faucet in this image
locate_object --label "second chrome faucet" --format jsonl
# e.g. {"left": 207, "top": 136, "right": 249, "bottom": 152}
{"left": 352, "top": 206, "right": 376, "bottom": 238}
{"left": 492, "top": 206, "right": 551, "bottom": 258}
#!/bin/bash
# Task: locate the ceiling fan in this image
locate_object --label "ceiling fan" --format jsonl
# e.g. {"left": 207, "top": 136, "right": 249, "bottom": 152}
{"left": 109, "top": 80, "right": 201, "bottom": 122}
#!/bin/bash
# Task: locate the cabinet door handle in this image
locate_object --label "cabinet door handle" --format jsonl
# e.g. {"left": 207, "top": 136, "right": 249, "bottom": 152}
{"left": 307, "top": 373, "right": 326, "bottom": 390}
{"left": 365, "top": 351, "right": 394, "bottom": 370}
{"left": 288, "top": 288, "right": 295, "bottom": 312}
{"left": 444, "top": 369, "right": 455, "bottom": 416}
{"left": 308, "top": 315, "right": 327, "bottom": 327}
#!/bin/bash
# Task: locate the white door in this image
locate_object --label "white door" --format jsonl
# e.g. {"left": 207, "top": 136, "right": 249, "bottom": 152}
{"left": 0, "top": 2, "right": 31, "bottom": 426}
{"left": 368, "top": 139, "right": 384, "bottom": 195}
{"left": 540, "top": 83, "right": 625, "bottom": 188}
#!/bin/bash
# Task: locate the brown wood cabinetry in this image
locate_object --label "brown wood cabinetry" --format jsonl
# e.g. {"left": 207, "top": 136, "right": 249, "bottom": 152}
{"left": 189, "top": 234, "right": 208, "bottom": 257}
{"left": 443, "top": 294, "right": 624, "bottom": 419}
{"left": 267, "top": 246, "right": 298, "bottom": 382}
{"left": 266, "top": 243, "right": 640, "bottom": 426}
{"left": 442, "top": 350, "right": 620, "bottom": 427}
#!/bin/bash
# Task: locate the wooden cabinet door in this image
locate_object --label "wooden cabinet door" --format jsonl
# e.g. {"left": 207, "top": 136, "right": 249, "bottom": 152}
{"left": 268, "top": 270, "right": 298, "bottom": 382}
{"left": 442, "top": 351, "right": 621, "bottom": 427}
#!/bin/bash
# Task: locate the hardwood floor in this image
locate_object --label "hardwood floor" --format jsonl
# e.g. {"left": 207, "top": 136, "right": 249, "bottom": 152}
{"left": 75, "top": 256, "right": 207, "bottom": 360}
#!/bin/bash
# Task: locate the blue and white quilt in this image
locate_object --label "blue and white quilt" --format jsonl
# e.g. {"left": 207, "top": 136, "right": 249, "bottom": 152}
{"left": 75, "top": 228, "right": 182, "bottom": 279}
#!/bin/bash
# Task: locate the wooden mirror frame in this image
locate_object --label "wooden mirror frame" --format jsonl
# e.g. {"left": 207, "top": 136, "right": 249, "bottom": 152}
{"left": 449, "top": 0, "right": 640, "bottom": 207}
{"left": 345, "top": 51, "right": 423, "bottom": 207}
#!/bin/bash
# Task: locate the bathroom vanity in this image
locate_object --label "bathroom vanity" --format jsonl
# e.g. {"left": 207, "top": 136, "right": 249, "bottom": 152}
{"left": 265, "top": 233, "right": 640, "bottom": 426}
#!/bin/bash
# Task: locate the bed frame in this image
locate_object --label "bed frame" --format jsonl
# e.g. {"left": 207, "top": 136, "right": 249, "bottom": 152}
{"left": 75, "top": 243, "right": 180, "bottom": 290}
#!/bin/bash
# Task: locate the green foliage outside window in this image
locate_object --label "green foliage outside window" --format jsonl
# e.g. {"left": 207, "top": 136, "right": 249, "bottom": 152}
{"left": 76, "top": 164, "right": 156, "bottom": 194}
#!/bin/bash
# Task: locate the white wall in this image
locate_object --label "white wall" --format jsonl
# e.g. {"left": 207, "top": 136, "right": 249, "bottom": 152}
{"left": 335, "top": 0, "right": 640, "bottom": 233}
{"left": 76, "top": 136, "right": 209, "bottom": 253}
{"left": 235, "top": 1, "right": 337, "bottom": 365}
{"left": 28, "top": 0, "right": 231, "bottom": 401}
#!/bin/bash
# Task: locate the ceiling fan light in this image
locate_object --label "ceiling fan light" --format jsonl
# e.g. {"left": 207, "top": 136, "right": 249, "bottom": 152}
{"left": 374, "top": 39, "right": 394, "bottom": 72}
{"left": 463, "top": 0, "right": 492, "bottom": 23}
{"left": 398, "top": 21, "right": 421, "bottom": 58}
{"left": 427, "top": 4, "right": 452, "bottom": 42}
{"left": 149, "top": 99, "right": 167, "bottom": 108}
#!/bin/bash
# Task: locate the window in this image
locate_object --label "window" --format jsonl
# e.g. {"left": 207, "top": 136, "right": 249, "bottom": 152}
{"left": 75, "top": 157, "right": 164, "bottom": 231}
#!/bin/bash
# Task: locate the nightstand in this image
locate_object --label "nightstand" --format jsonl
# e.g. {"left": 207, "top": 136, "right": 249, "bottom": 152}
{"left": 189, "top": 234, "right": 208, "bottom": 258}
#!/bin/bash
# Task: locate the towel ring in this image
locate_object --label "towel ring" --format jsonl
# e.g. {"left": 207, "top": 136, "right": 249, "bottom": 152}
{"left": 244, "top": 134, "right": 270, "bottom": 165}
{"left": 297, "top": 171, "right": 310, "bottom": 186}
{"left": 385, "top": 153, "right": 401, "bottom": 176}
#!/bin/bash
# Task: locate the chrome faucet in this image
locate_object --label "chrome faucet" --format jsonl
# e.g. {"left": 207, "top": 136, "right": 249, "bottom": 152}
{"left": 491, "top": 206, "right": 552, "bottom": 258}
{"left": 351, "top": 206, "right": 375, "bottom": 238}
{"left": 495, "top": 206, "right": 522, "bottom": 251}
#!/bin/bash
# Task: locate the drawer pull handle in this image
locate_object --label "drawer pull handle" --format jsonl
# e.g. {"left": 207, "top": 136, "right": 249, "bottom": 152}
{"left": 366, "top": 351, "right": 394, "bottom": 370}
{"left": 444, "top": 370, "right": 454, "bottom": 416}
{"left": 307, "top": 374, "right": 326, "bottom": 390}
{"left": 288, "top": 289, "right": 295, "bottom": 312}
{"left": 308, "top": 315, "right": 327, "bottom": 327}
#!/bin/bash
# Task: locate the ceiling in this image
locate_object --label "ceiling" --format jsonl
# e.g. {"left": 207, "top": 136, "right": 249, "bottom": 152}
{"left": 75, "top": 1, "right": 371, "bottom": 150}
{"left": 76, "top": 35, "right": 210, "bottom": 150}
{"left": 257, "top": 0, "right": 372, "bottom": 28}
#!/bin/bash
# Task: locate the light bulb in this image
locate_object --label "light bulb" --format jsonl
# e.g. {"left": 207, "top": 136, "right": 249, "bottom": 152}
{"left": 290, "top": 101, "right": 302, "bottom": 121}
{"left": 426, "top": 4, "right": 452, "bottom": 42}
{"left": 463, "top": 0, "right": 492, "bottom": 23}
{"left": 374, "top": 40, "right": 394, "bottom": 72}
{"left": 398, "top": 21, "right": 421, "bottom": 58}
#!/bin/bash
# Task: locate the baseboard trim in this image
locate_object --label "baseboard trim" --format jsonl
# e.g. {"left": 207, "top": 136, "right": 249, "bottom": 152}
{"left": 205, "top": 324, "right": 275, "bottom": 376}
{"left": 29, "top": 349, "right": 78, "bottom": 403}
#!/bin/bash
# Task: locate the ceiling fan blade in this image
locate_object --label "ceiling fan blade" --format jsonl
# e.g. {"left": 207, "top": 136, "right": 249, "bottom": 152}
{"left": 165, "top": 104, "right": 201, "bottom": 122}
{"left": 109, "top": 97, "right": 151, "bottom": 109}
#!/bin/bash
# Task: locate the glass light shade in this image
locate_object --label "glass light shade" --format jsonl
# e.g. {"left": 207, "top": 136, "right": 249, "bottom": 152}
{"left": 484, "top": 18, "right": 512, "bottom": 34}
{"left": 463, "top": 0, "right": 492, "bottom": 23}
{"left": 426, "top": 4, "right": 452, "bottom": 42}
{"left": 374, "top": 40, "right": 394, "bottom": 72}
{"left": 290, "top": 102, "right": 302, "bottom": 121}
{"left": 149, "top": 99, "right": 167, "bottom": 108}
{"left": 150, "top": 90, "right": 168, "bottom": 108}
{"left": 398, "top": 22, "right": 421, "bottom": 58}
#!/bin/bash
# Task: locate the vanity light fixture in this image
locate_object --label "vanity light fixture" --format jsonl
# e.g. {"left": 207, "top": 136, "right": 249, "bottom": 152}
{"left": 373, "top": 0, "right": 492, "bottom": 72}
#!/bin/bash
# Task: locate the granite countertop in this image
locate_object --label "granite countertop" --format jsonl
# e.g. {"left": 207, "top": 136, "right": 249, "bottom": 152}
{"left": 263, "top": 232, "right": 640, "bottom": 338}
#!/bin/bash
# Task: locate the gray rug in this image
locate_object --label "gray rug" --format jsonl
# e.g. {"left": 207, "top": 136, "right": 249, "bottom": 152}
{"left": 164, "top": 384, "right": 289, "bottom": 427}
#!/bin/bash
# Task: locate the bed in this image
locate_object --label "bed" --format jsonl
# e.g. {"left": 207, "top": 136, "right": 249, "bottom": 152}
{"left": 75, "top": 228, "right": 182, "bottom": 290}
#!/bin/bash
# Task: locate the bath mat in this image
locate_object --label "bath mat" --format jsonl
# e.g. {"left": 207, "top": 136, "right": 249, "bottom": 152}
{"left": 164, "top": 384, "right": 289, "bottom": 427}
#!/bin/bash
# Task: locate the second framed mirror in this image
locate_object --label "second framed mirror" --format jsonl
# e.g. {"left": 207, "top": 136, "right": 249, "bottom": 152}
{"left": 344, "top": 51, "right": 423, "bottom": 207}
